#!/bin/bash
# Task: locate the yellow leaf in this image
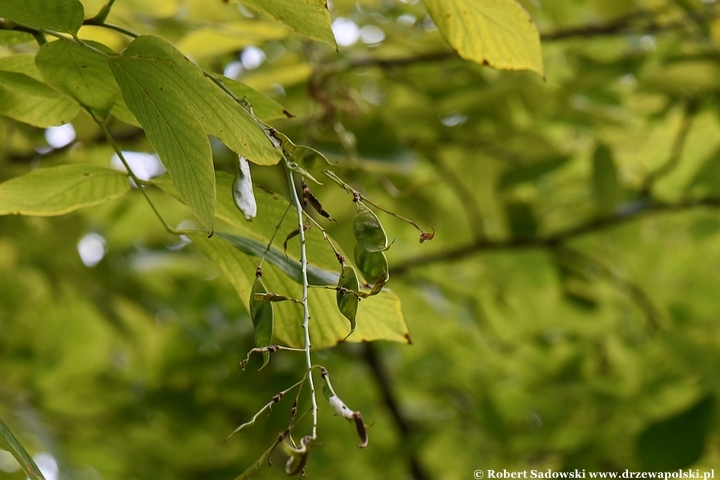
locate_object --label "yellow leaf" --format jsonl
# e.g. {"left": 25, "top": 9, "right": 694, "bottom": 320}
{"left": 422, "top": 0, "right": 544, "bottom": 78}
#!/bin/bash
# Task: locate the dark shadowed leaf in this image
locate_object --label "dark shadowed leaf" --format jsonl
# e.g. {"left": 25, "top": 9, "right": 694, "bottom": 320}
{"left": 636, "top": 395, "right": 715, "bottom": 470}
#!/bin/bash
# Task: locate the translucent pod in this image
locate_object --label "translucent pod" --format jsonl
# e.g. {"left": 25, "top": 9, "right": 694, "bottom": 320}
{"left": 249, "top": 276, "right": 273, "bottom": 367}
{"left": 353, "top": 243, "right": 389, "bottom": 284}
{"left": 337, "top": 265, "right": 360, "bottom": 336}
{"left": 352, "top": 201, "right": 389, "bottom": 252}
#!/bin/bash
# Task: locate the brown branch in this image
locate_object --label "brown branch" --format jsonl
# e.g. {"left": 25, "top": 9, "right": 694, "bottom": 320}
{"left": 361, "top": 344, "right": 431, "bottom": 480}
{"left": 641, "top": 97, "right": 700, "bottom": 194}
{"left": 393, "top": 197, "right": 720, "bottom": 274}
{"left": 343, "top": 7, "right": 718, "bottom": 71}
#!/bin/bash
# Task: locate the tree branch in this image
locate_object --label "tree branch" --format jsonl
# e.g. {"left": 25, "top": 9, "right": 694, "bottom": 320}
{"left": 394, "top": 197, "right": 720, "bottom": 273}
{"left": 361, "top": 344, "right": 431, "bottom": 480}
{"left": 342, "top": 7, "right": 719, "bottom": 71}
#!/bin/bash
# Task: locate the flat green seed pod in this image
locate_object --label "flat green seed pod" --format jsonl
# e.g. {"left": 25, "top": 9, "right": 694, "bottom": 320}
{"left": 354, "top": 243, "right": 389, "bottom": 284}
{"left": 352, "top": 202, "right": 388, "bottom": 252}
{"left": 249, "top": 277, "right": 273, "bottom": 367}
{"left": 337, "top": 265, "right": 360, "bottom": 336}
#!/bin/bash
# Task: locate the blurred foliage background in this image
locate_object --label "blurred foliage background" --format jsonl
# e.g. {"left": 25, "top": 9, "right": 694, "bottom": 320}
{"left": 3, "top": 0, "right": 720, "bottom": 478}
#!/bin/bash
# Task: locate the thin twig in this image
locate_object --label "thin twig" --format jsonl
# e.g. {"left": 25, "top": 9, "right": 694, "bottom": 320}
{"left": 96, "top": 121, "right": 184, "bottom": 236}
{"left": 324, "top": 170, "right": 433, "bottom": 240}
{"left": 225, "top": 377, "right": 306, "bottom": 441}
{"left": 393, "top": 197, "right": 720, "bottom": 273}
{"left": 285, "top": 162, "right": 319, "bottom": 440}
{"left": 258, "top": 204, "right": 291, "bottom": 270}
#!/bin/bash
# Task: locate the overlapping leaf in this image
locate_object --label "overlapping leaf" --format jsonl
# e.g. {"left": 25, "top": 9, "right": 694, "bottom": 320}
{"left": 0, "top": 0, "right": 84, "bottom": 34}
{"left": 0, "top": 165, "right": 131, "bottom": 216}
{"left": 112, "top": 36, "right": 280, "bottom": 165}
{"left": 238, "top": 0, "right": 336, "bottom": 48}
{"left": 422, "top": 0, "right": 544, "bottom": 77}
{"left": 214, "top": 75, "right": 292, "bottom": 122}
{"left": 36, "top": 39, "right": 119, "bottom": 120}
{"left": 0, "top": 56, "right": 79, "bottom": 127}
{"left": 109, "top": 55, "right": 215, "bottom": 230}
{"left": 188, "top": 172, "right": 409, "bottom": 349}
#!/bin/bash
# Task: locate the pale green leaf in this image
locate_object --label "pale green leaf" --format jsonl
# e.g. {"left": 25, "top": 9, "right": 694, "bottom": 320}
{"left": 193, "top": 232, "right": 408, "bottom": 348}
{"left": 0, "top": 53, "right": 43, "bottom": 80}
{"left": 0, "top": 419, "right": 45, "bottom": 480}
{"left": 422, "top": 0, "right": 544, "bottom": 77}
{"left": 116, "top": 36, "right": 281, "bottom": 165}
{"left": 0, "top": 165, "right": 131, "bottom": 216}
{"left": 0, "top": 0, "right": 84, "bottom": 34}
{"left": 239, "top": 0, "right": 336, "bottom": 48}
{"left": 36, "top": 38, "right": 119, "bottom": 120}
{"left": 214, "top": 75, "right": 293, "bottom": 122}
{"left": 109, "top": 52, "right": 216, "bottom": 230}
{"left": 0, "top": 70, "right": 79, "bottom": 127}
{"left": 214, "top": 171, "right": 339, "bottom": 273}
{"left": 233, "top": 436, "right": 283, "bottom": 480}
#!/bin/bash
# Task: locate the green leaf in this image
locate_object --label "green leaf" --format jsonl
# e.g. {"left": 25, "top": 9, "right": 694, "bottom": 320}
{"left": 353, "top": 243, "right": 389, "bottom": 284}
{"left": 337, "top": 265, "right": 360, "bottom": 336}
{"left": 213, "top": 75, "right": 293, "bottom": 122}
{"left": 238, "top": 0, "right": 336, "bottom": 48}
{"left": 505, "top": 201, "right": 538, "bottom": 239}
{"left": 233, "top": 435, "right": 283, "bottom": 480}
{"left": 191, "top": 232, "right": 409, "bottom": 349}
{"left": 0, "top": 164, "right": 131, "bottom": 216}
{"left": 232, "top": 156, "right": 257, "bottom": 221}
{"left": 0, "top": 69, "right": 79, "bottom": 128}
{"left": 174, "top": 171, "right": 407, "bottom": 348}
{"left": 249, "top": 277, "right": 274, "bottom": 367}
{"left": 35, "top": 38, "right": 119, "bottom": 120}
{"left": 113, "top": 36, "right": 280, "bottom": 165}
{"left": 0, "top": 0, "right": 84, "bottom": 34}
{"left": 422, "top": 0, "right": 544, "bottom": 77}
{"left": 592, "top": 144, "right": 618, "bottom": 215}
{"left": 109, "top": 50, "right": 215, "bottom": 231}
{"left": 0, "top": 419, "right": 45, "bottom": 480}
{"left": 636, "top": 395, "right": 715, "bottom": 470}
{"left": 499, "top": 156, "right": 570, "bottom": 190}
{"left": 353, "top": 201, "right": 389, "bottom": 253}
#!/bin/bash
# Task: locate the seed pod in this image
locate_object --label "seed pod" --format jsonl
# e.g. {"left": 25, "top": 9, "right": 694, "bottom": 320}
{"left": 352, "top": 201, "right": 389, "bottom": 252}
{"left": 354, "top": 243, "right": 389, "bottom": 284}
{"left": 232, "top": 156, "right": 257, "bottom": 221}
{"left": 336, "top": 265, "right": 360, "bottom": 336}
{"left": 249, "top": 277, "right": 273, "bottom": 368}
